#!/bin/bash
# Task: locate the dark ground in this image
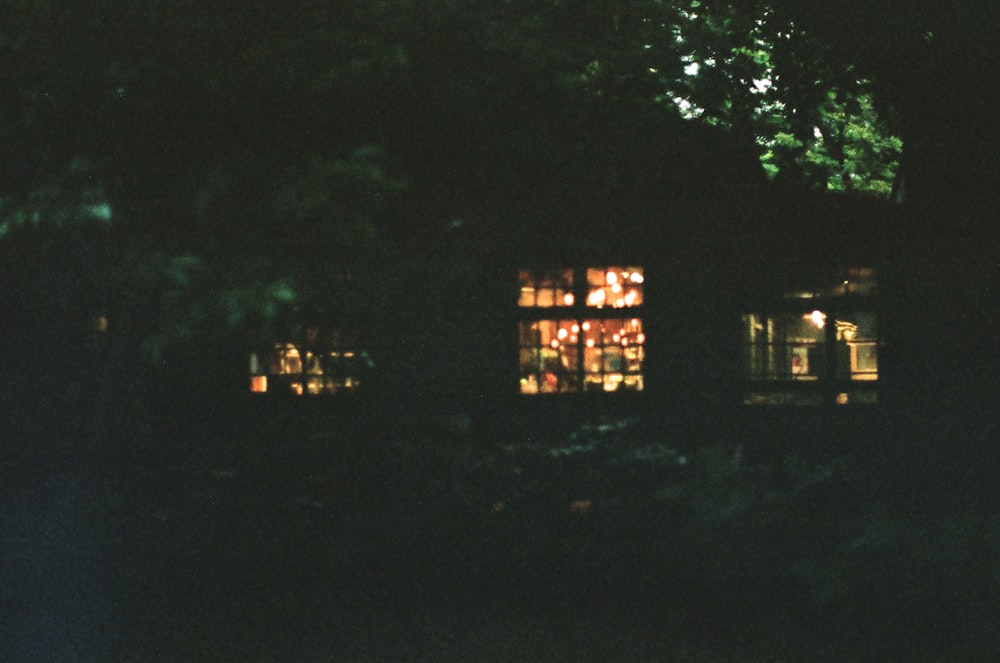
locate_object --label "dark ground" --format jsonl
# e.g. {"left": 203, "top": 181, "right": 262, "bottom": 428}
{"left": 3, "top": 410, "right": 996, "bottom": 662}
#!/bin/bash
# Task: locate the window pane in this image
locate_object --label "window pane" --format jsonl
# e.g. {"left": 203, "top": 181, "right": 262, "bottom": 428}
{"left": 518, "top": 319, "right": 581, "bottom": 394}
{"left": 519, "top": 317, "right": 643, "bottom": 394}
{"left": 743, "top": 313, "right": 825, "bottom": 380}
{"left": 518, "top": 268, "right": 574, "bottom": 307}
{"left": 580, "top": 317, "right": 644, "bottom": 392}
{"left": 835, "top": 311, "right": 878, "bottom": 380}
{"left": 253, "top": 328, "right": 365, "bottom": 395}
{"left": 586, "top": 266, "right": 643, "bottom": 309}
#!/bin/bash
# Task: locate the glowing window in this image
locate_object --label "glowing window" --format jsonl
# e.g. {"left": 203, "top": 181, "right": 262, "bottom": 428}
{"left": 744, "top": 268, "right": 879, "bottom": 406}
{"left": 518, "top": 265, "right": 645, "bottom": 395}
{"left": 586, "top": 266, "right": 644, "bottom": 309}
{"left": 249, "top": 327, "right": 367, "bottom": 395}
{"left": 518, "top": 269, "right": 575, "bottom": 307}
{"left": 519, "top": 317, "right": 645, "bottom": 394}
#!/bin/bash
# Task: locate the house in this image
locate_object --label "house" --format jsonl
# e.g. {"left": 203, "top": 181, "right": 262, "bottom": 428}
{"left": 244, "top": 111, "right": 898, "bottom": 446}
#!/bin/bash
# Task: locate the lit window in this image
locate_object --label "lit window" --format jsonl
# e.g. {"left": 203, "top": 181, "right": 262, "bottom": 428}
{"left": 744, "top": 268, "right": 879, "bottom": 405}
{"left": 518, "top": 269, "right": 574, "bottom": 307}
{"left": 250, "top": 327, "right": 367, "bottom": 395}
{"left": 519, "top": 266, "right": 644, "bottom": 394}
{"left": 586, "top": 266, "right": 643, "bottom": 308}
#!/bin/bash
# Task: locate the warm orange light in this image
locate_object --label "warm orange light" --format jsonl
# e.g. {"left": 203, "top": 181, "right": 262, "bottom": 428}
{"left": 571, "top": 324, "right": 580, "bottom": 333}
{"left": 250, "top": 375, "right": 268, "bottom": 393}
{"left": 614, "top": 298, "right": 625, "bottom": 308}
{"left": 557, "top": 328, "right": 569, "bottom": 340}
{"left": 606, "top": 271, "right": 618, "bottom": 285}
{"left": 636, "top": 333, "right": 645, "bottom": 344}
{"left": 586, "top": 339, "right": 595, "bottom": 348}
{"left": 587, "top": 290, "right": 606, "bottom": 306}
{"left": 629, "top": 272, "right": 644, "bottom": 284}
{"left": 809, "top": 310, "right": 827, "bottom": 329}
{"left": 611, "top": 282, "right": 622, "bottom": 294}
{"left": 624, "top": 291, "right": 637, "bottom": 306}
{"left": 612, "top": 333, "right": 621, "bottom": 342}
{"left": 621, "top": 337, "right": 629, "bottom": 346}
{"left": 550, "top": 339, "right": 560, "bottom": 349}
{"left": 563, "top": 293, "right": 575, "bottom": 305}
{"left": 581, "top": 321, "right": 591, "bottom": 331}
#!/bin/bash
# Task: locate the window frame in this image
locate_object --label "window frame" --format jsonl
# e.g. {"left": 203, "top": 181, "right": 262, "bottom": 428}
{"left": 518, "top": 266, "right": 646, "bottom": 395}
{"left": 249, "top": 325, "right": 367, "bottom": 396}
{"left": 742, "top": 268, "right": 880, "bottom": 406}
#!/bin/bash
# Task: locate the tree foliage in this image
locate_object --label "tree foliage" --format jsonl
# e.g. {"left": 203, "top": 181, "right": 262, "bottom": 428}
{"left": 0, "top": 0, "right": 933, "bottom": 437}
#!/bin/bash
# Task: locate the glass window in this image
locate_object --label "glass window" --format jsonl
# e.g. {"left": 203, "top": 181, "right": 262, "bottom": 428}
{"left": 586, "top": 266, "right": 644, "bottom": 308}
{"left": 744, "top": 267, "right": 879, "bottom": 405}
{"left": 518, "top": 269, "right": 575, "bottom": 307}
{"left": 743, "top": 312, "right": 827, "bottom": 380}
{"left": 519, "top": 265, "right": 645, "bottom": 395}
{"left": 250, "top": 326, "right": 366, "bottom": 395}
{"left": 519, "top": 317, "right": 644, "bottom": 394}
{"left": 835, "top": 311, "right": 878, "bottom": 381}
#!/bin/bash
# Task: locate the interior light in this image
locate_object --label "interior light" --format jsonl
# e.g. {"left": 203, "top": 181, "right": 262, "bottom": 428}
{"left": 588, "top": 290, "right": 606, "bottom": 306}
{"left": 611, "top": 282, "right": 622, "bottom": 294}
{"left": 571, "top": 324, "right": 580, "bottom": 333}
{"left": 614, "top": 298, "right": 625, "bottom": 308}
{"left": 636, "top": 333, "right": 646, "bottom": 344}
{"left": 629, "top": 272, "right": 644, "bottom": 284}
{"left": 550, "top": 339, "right": 560, "bottom": 349}
{"left": 563, "top": 293, "right": 575, "bottom": 305}
{"left": 809, "top": 310, "right": 827, "bottom": 328}
{"left": 586, "top": 339, "right": 595, "bottom": 348}
{"left": 581, "top": 321, "right": 591, "bottom": 331}
{"left": 557, "top": 328, "right": 569, "bottom": 340}
{"left": 606, "top": 271, "right": 618, "bottom": 285}
{"left": 624, "top": 291, "right": 637, "bottom": 306}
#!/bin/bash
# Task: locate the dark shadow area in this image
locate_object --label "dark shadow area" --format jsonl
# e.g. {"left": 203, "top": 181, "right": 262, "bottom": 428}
{"left": 3, "top": 392, "right": 998, "bottom": 661}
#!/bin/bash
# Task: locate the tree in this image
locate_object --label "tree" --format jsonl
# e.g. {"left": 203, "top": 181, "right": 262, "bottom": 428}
{"left": 0, "top": 2, "right": 409, "bottom": 449}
